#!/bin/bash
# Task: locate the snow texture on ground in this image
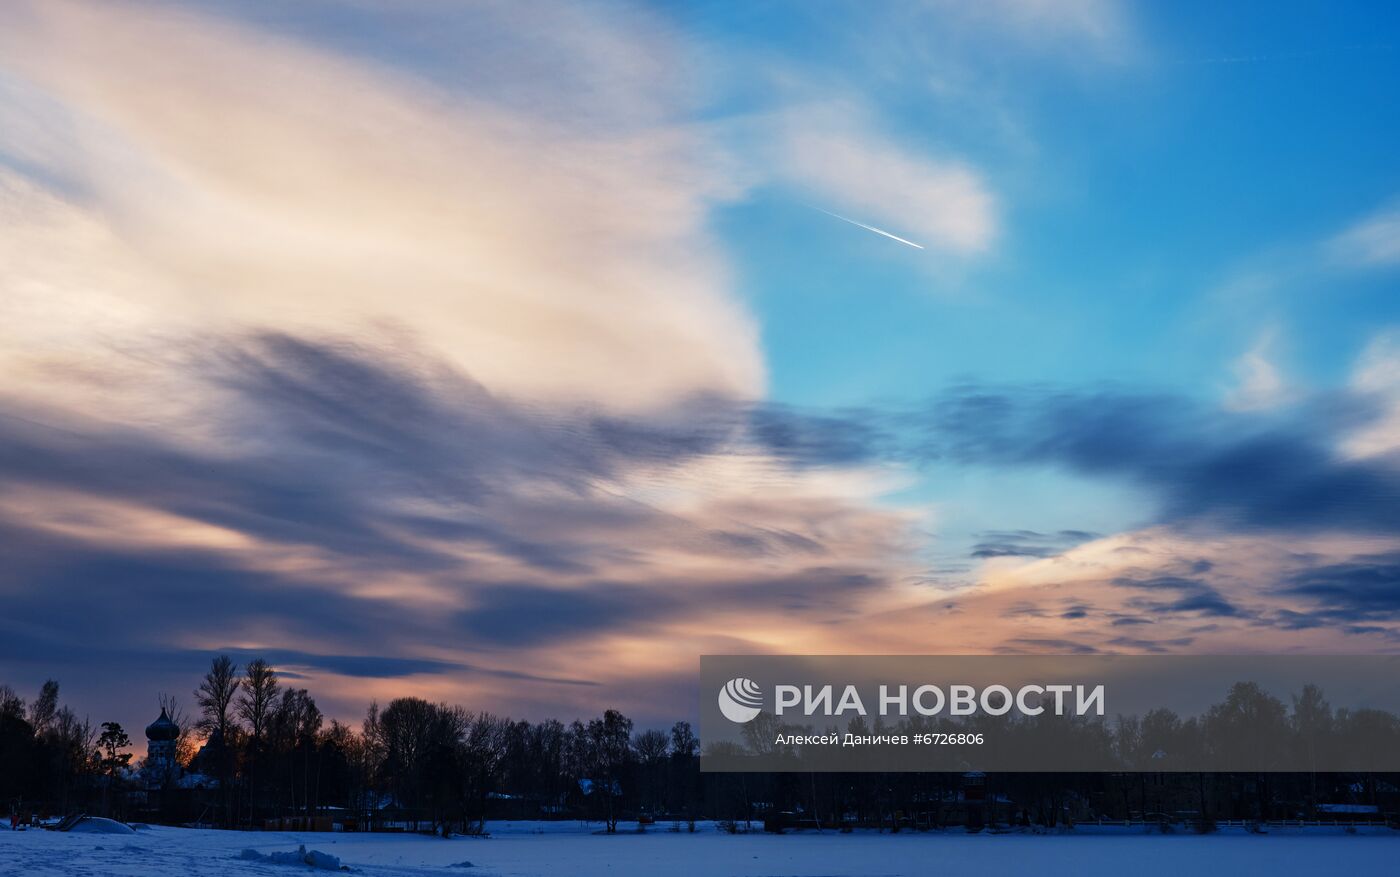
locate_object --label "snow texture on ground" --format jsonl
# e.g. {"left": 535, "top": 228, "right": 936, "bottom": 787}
{"left": 0, "top": 820, "right": 1395, "bottom": 876}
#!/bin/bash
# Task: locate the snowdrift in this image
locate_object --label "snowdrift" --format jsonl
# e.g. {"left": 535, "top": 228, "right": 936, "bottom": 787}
{"left": 65, "top": 818, "right": 136, "bottom": 835}
{"left": 237, "top": 844, "right": 346, "bottom": 871}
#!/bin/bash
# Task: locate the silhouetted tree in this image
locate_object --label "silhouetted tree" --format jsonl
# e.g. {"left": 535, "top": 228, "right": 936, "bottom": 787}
{"left": 587, "top": 709, "right": 633, "bottom": 832}
{"left": 96, "top": 722, "right": 131, "bottom": 817}
{"left": 157, "top": 693, "right": 197, "bottom": 769}
{"left": 237, "top": 659, "right": 279, "bottom": 820}
{"left": 195, "top": 655, "right": 239, "bottom": 825}
{"left": 28, "top": 681, "right": 59, "bottom": 738}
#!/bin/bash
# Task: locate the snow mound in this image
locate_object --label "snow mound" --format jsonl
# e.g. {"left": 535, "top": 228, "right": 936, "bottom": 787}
{"left": 66, "top": 817, "right": 136, "bottom": 835}
{"left": 238, "top": 844, "right": 346, "bottom": 870}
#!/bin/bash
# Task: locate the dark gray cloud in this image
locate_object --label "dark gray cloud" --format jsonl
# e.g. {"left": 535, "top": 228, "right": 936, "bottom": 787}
{"left": 186, "top": 649, "right": 595, "bottom": 685}
{"left": 0, "top": 520, "right": 425, "bottom": 671}
{"left": 1001, "top": 601, "right": 1048, "bottom": 619}
{"left": 1278, "top": 552, "right": 1400, "bottom": 623}
{"left": 0, "top": 333, "right": 782, "bottom": 583}
{"left": 747, "top": 403, "right": 891, "bottom": 466}
{"left": 970, "top": 528, "right": 1099, "bottom": 559}
{"left": 456, "top": 569, "right": 881, "bottom": 648}
{"left": 1000, "top": 638, "right": 1101, "bottom": 655}
{"left": 924, "top": 385, "right": 1400, "bottom": 535}
{"left": 1163, "top": 591, "right": 1242, "bottom": 618}
{"left": 0, "top": 333, "right": 902, "bottom": 734}
{"left": 4, "top": 343, "right": 1399, "bottom": 735}
{"left": 11, "top": 360, "right": 1391, "bottom": 589}
{"left": 0, "top": 335, "right": 884, "bottom": 601}
{"left": 1110, "top": 574, "right": 1246, "bottom": 619}
{"left": 1104, "top": 635, "right": 1195, "bottom": 653}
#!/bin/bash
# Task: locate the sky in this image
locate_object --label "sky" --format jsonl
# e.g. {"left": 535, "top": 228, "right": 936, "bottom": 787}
{"left": 1, "top": 0, "right": 1399, "bottom": 739}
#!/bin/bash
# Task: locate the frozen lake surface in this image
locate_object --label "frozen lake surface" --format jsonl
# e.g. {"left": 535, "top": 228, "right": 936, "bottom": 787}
{"left": 1, "top": 820, "right": 1395, "bottom": 876}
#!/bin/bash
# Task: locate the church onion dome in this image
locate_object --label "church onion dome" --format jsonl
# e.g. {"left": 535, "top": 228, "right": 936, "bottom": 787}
{"left": 145, "top": 708, "right": 180, "bottom": 742}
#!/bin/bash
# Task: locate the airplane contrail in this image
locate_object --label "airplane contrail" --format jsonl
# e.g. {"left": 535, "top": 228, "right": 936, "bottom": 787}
{"left": 814, "top": 207, "right": 924, "bottom": 250}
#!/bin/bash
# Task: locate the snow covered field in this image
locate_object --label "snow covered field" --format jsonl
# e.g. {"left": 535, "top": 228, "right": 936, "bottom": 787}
{"left": 1, "top": 820, "right": 1395, "bottom": 876}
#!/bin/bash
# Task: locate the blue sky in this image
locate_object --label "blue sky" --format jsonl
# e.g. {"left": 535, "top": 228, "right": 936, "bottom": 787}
{"left": 701, "top": 0, "right": 1400, "bottom": 574}
{"left": 1, "top": 1, "right": 1399, "bottom": 735}
{"left": 718, "top": 2, "right": 1399, "bottom": 407}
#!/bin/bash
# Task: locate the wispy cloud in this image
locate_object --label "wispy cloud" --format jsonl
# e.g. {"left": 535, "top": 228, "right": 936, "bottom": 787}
{"left": 1343, "top": 330, "right": 1400, "bottom": 460}
{"left": 773, "top": 105, "right": 997, "bottom": 254}
{"left": 0, "top": 0, "right": 933, "bottom": 728}
{"left": 0, "top": 0, "right": 762, "bottom": 414}
{"left": 1223, "top": 328, "right": 1292, "bottom": 412}
{"left": 0, "top": 331, "right": 921, "bottom": 724}
{"left": 1330, "top": 201, "right": 1400, "bottom": 267}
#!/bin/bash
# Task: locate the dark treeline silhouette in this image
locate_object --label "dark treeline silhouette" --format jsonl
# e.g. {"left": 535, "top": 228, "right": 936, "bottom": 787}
{"left": 1, "top": 666, "right": 1396, "bottom": 834}
{"left": 0, "top": 661, "right": 705, "bottom": 835}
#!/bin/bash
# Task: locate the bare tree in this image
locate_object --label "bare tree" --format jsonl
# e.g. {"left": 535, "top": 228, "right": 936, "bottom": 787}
{"left": 462, "top": 713, "right": 508, "bottom": 835}
{"left": 669, "top": 721, "right": 698, "bottom": 758}
{"left": 357, "top": 702, "right": 387, "bottom": 827}
{"left": 237, "top": 659, "right": 279, "bottom": 820}
{"left": 0, "top": 684, "right": 23, "bottom": 719}
{"left": 587, "top": 709, "right": 633, "bottom": 833}
{"left": 28, "top": 680, "right": 59, "bottom": 737}
{"left": 633, "top": 728, "right": 669, "bottom": 817}
{"left": 195, "top": 655, "right": 239, "bottom": 738}
{"left": 238, "top": 660, "right": 280, "bottom": 743}
{"left": 634, "top": 729, "right": 669, "bottom": 764}
{"left": 378, "top": 697, "right": 442, "bottom": 819}
{"left": 669, "top": 721, "right": 699, "bottom": 829}
{"left": 271, "top": 688, "right": 323, "bottom": 819}
{"left": 195, "top": 655, "right": 239, "bottom": 826}
{"left": 48, "top": 705, "right": 94, "bottom": 813}
{"left": 157, "top": 692, "right": 197, "bottom": 767}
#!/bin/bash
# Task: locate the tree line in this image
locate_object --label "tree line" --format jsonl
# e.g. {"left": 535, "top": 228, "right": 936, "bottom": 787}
{"left": 2, "top": 666, "right": 1396, "bottom": 833}
{"left": 1, "top": 659, "right": 702, "bottom": 834}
